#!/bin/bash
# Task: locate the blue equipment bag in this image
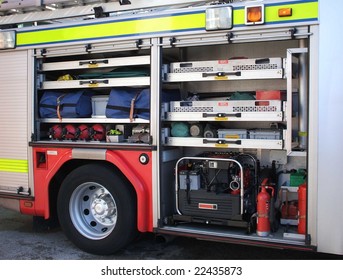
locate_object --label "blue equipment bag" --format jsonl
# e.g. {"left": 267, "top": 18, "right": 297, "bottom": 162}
{"left": 106, "top": 88, "right": 180, "bottom": 121}
{"left": 105, "top": 88, "right": 150, "bottom": 120}
{"left": 39, "top": 91, "right": 93, "bottom": 118}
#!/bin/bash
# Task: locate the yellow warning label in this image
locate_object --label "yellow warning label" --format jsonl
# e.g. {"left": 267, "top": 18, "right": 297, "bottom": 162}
{"left": 215, "top": 117, "right": 228, "bottom": 121}
{"left": 214, "top": 76, "right": 229, "bottom": 80}
{"left": 88, "top": 64, "right": 99, "bottom": 68}
{"left": 215, "top": 144, "right": 229, "bottom": 148}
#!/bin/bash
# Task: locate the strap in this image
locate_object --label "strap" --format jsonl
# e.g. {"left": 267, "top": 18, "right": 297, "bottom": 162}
{"left": 56, "top": 94, "right": 66, "bottom": 122}
{"left": 130, "top": 91, "right": 141, "bottom": 123}
{"left": 39, "top": 104, "right": 57, "bottom": 109}
{"left": 106, "top": 104, "right": 149, "bottom": 112}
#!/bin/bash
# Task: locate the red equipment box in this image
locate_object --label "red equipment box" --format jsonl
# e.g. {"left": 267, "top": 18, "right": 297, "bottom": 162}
{"left": 256, "top": 90, "right": 286, "bottom": 100}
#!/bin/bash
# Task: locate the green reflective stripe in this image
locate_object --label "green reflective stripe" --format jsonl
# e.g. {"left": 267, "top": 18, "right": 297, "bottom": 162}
{"left": 0, "top": 158, "right": 28, "bottom": 173}
{"left": 233, "top": 9, "right": 245, "bottom": 26}
{"left": 17, "top": 12, "right": 205, "bottom": 46}
{"left": 16, "top": 1, "right": 318, "bottom": 47}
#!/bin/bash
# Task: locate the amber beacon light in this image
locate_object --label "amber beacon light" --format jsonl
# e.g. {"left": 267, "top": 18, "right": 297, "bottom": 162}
{"left": 278, "top": 8, "right": 292, "bottom": 17}
{"left": 245, "top": 5, "right": 264, "bottom": 25}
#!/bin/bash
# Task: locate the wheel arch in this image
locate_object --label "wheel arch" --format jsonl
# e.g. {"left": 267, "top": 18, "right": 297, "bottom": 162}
{"left": 56, "top": 162, "right": 139, "bottom": 255}
{"left": 48, "top": 151, "right": 152, "bottom": 233}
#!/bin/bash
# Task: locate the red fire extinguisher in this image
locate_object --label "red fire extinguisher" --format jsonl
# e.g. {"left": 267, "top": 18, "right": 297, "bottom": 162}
{"left": 257, "top": 179, "right": 274, "bottom": 237}
{"left": 298, "top": 182, "right": 307, "bottom": 234}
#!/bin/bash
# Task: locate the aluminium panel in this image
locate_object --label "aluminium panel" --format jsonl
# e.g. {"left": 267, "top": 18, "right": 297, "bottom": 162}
{"left": 317, "top": 3, "right": 343, "bottom": 255}
{"left": 0, "top": 50, "right": 29, "bottom": 191}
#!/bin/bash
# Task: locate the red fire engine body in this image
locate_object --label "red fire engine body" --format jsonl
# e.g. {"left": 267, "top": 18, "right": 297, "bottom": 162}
{"left": 0, "top": 0, "right": 342, "bottom": 256}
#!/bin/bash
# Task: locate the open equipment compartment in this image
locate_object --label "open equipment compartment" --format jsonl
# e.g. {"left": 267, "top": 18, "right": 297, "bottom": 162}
{"left": 159, "top": 34, "right": 309, "bottom": 247}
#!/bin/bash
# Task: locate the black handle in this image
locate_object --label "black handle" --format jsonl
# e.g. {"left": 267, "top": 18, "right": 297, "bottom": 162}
{"left": 255, "top": 58, "right": 270, "bottom": 64}
{"left": 202, "top": 112, "right": 242, "bottom": 118}
{"left": 203, "top": 139, "right": 242, "bottom": 145}
{"left": 79, "top": 79, "right": 109, "bottom": 85}
{"left": 202, "top": 71, "right": 241, "bottom": 78}
{"left": 79, "top": 59, "right": 109, "bottom": 66}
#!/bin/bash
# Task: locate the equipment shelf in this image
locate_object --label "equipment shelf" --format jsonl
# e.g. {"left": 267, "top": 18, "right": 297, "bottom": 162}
{"left": 165, "top": 111, "right": 284, "bottom": 122}
{"left": 41, "top": 55, "right": 150, "bottom": 71}
{"left": 166, "top": 70, "right": 283, "bottom": 82}
{"left": 39, "top": 118, "right": 150, "bottom": 124}
{"left": 40, "top": 77, "right": 150, "bottom": 89}
{"left": 165, "top": 57, "right": 284, "bottom": 82}
{"left": 165, "top": 137, "right": 283, "bottom": 150}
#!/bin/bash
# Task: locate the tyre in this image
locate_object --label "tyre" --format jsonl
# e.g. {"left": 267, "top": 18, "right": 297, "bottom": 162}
{"left": 57, "top": 163, "right": 137, "bottom": 255}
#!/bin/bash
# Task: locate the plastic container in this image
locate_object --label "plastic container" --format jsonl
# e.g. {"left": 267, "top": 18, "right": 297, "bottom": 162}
{"left": 249, "top": 129, "right": 282, "bottom": 140}
{"left": 91, "top": 95, "right": 109, "bottom": 118}
{"left": 290, "top": 169, "right": 306, "bottom": 186}
{"left": 217, "top": 129, "right": 248, "bottom": 139}
{"left": 256, "top": 90, "right": 286, "bottom": 100}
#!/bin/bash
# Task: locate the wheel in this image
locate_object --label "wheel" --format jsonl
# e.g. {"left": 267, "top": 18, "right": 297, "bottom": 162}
{"left": 57, "top": 163, "right": 137, "bottom": 255}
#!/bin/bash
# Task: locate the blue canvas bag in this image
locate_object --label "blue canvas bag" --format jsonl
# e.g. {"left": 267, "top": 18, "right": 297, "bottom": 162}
{"left": 39, "top": 91, "right": 92, "bottom": 118}
{"left": 105, "top": 88, "right": 180, "bottom": 121}
{"left": 105, "top": 88, "right": 150, "bottom": 121}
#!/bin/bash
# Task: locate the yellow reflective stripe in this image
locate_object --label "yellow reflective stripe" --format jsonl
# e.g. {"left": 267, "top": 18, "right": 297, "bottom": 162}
{"left": 16, "top": 1, "right": 318, "bottom": 47}
{"left": 233, "top": 9, "right": 245, "bottom": 26}
{"left": 17, "top": 13, "right": 205, "bottom": 46}
{"left": 0, "top": 158, "right": 28, "bottom": 173}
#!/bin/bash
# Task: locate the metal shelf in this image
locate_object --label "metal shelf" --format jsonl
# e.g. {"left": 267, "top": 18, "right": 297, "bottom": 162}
{"left": 39, "top": 118, "right": 150, "bottom": 124}
{"left": 165, "top": 111, "right": 284, "bottom": 122}
{"left": 165, "top": 137, "right": 283, "bottom": 150}
{"left": 41, "top": 77, "right": 150, "bottom": 89}
{"left": 41, "top": 55, "right": 150, "bottom": 71}
{"left": 166, "top": 70, "right": 283, "bottom": 82}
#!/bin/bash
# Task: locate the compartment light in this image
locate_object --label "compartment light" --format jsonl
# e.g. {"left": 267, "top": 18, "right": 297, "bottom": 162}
{"left": 0, "top": 31, "right": 16, "bottom": 49}
{"left": 206, "top": 6, "right": 233, "bottom": 31}
{"left": 245, "top": 5, "right": 264, "bottom": 25}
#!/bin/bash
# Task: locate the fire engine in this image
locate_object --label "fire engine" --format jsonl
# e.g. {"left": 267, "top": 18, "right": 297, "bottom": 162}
{"left": 0, "top": 0, "right": 342, "bottom": 256}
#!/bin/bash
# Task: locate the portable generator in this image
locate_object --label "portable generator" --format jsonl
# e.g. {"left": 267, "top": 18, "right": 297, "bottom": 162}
{"left": 173, "top": 153, "right": 258, "bottom": 228}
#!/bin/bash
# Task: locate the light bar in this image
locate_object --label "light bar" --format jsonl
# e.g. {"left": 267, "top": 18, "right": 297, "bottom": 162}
{"left": 206, "top": 6, "right": 233, "bottom": 31}
{"left": 0, "top": 31, "right": 16, "bottom": 49}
